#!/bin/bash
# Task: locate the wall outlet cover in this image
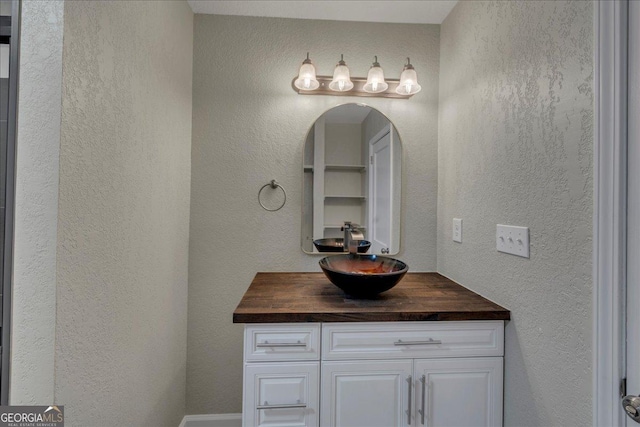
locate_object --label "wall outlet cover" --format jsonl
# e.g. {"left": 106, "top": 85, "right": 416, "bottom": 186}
{"left": 496, "top": 224, "right": 529, "bottom": 258}
{"left": 453, "top": 218, "right": 462, "bottom": 243}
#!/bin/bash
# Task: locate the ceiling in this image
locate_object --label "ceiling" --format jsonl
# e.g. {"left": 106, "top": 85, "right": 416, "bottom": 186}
{"left": 187, "top": 1, "right": 458, "bottom": 25}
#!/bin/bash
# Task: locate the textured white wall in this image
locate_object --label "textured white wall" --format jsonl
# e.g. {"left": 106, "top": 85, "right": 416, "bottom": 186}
{"left": 438, "top": 1, "right": 593, "bottom": 426}
{"left": 0, "top": 46, "right": 8, "bottom": 78}
{"left": 55, "top": 2, "right": 193, "bottom": 426}
{"left": 0, "top": 2, "right": 11, "bottom": 16}
{"left": 189, "top": 15, "right": 439, "bottom": 414}
{"left": 11, "top": 0, "right": 64, "bottom": 405}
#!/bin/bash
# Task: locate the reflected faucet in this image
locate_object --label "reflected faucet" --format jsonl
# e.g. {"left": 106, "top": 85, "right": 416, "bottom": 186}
{"left": 341, "top": 221, "right": 365, "bottom": 254}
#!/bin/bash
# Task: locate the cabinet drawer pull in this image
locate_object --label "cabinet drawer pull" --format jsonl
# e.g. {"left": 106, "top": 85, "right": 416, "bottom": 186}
{"left": 256, "top": 341, "right": 307, "bottom": 348}
{"left": 257, "top": 403, "right": 307, "bottom": 410}
{"left": 419, "top": 374, "right": 426, "bottom": 425}
{"left": 407, "top": 376, "right": 412, "bottom": 425}
{"left": 394, "top": 339, "right": 442, "bottom": 346}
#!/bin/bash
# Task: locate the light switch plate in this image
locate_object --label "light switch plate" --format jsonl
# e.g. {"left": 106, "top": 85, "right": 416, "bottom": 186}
{"left": 453, "top": 218, "right": 462, "bottom": 243}
{"left": 496, "top": 224, "right": 529, "bottom": 258}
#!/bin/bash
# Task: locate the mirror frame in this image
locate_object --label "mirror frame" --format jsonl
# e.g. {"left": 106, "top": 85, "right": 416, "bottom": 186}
{"left": 300, "top": 103, "right": 402, "bottom": 255}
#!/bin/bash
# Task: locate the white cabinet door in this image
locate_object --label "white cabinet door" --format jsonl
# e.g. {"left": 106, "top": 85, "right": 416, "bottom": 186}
{"left": 243, "top": 362, "right": 319, "bottom": 427}
{"left": 321, "top": 359, "right": 413, "bottom": 427}
{"left": 414, "top": 357, "right": 503, "bottom": 427}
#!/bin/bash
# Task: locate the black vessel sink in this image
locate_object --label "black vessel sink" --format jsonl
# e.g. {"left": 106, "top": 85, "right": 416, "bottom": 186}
{"left": 313, "top": 238, "right": 371, "bottom": 253}
{"left": 319, "top": 254, "right": 408, "bottom": 297}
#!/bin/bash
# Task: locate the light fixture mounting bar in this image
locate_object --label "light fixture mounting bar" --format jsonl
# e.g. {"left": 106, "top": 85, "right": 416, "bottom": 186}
{"left": 292, "top": 75, "right": 414, "bottom": 99}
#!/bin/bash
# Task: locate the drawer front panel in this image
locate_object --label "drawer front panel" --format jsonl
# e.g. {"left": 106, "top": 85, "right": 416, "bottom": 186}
{"left": 243, "top": 362, "right": 319, "bottom": 427}
{"left": 322, "top": 321, "right": 504, "bottom": 360}
{"left": 245, "top": 323, "right": 321, "bottom": 361}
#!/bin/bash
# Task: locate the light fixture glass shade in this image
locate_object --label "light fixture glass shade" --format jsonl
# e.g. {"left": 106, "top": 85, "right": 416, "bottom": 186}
{"left": 396, "top": 58, "right": 422, "bottom": 95}
{"left": 294, "top": 53, "right": 319, "bottom": 91}
{"left": 363, "top": 56, "right": 388, "bottom": 93}
{"left": 329, "top": 54, "right": 354, "bottom": 92}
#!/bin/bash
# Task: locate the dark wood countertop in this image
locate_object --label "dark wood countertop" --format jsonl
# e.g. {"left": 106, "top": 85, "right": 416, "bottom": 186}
{"left": 233, "top": 272, "right": 510, "bottom": 323}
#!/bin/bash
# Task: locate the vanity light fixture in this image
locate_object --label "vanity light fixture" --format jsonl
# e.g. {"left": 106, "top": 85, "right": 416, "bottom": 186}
{"left": 293, "top": 52, "right": 320, "bottom": 91}
{"left": 291, "top": 54, "right": 420, "bottom": 99}
{"left": 328, "top": 54, "right": 354, "bottom": 92}
{"left": 363, "top": 56, "right": 388, "bottom": 94}
{"left": 396, "top": 57, "right": 422, "bottom": 95}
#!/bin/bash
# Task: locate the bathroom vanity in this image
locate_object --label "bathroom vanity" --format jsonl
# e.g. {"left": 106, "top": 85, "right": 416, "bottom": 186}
{"left": 233, "top": 273, "right": 510, "bottom": 427}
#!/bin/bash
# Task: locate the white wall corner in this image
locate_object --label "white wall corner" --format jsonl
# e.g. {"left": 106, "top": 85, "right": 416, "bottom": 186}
{"left": 10, "top": 0, "right": 65, "bottom": 404}
{"left": 593, "top": 1, "right": 627, "bottom": 426}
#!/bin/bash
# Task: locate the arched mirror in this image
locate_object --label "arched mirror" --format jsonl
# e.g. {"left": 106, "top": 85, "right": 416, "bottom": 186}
{"left": 301, "top": 104, "right": 401, "bottom": 255}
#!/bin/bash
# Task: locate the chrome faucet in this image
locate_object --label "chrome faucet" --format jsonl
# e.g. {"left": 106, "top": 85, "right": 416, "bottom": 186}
{"left": 342, "top": 221, "right": 364, "bottom": 254}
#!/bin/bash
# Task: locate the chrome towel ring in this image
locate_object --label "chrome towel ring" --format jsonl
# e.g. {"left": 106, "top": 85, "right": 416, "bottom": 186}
{"left": 258, "top": 179, "right": 287, "bottom": 212}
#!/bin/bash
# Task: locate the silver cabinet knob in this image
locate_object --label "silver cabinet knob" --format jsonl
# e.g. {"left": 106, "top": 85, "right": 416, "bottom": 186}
{"left": 381, "top": 248, "right": 389, "bottom": 254}
{"left": 623, "top": 395, "right": 640, "bottom": 422}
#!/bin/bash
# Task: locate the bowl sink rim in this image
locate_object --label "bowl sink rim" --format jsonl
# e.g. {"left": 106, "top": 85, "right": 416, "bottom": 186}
{"left": 313, "top": 238, "right": 372, "bottom": 253}
{"left": 313, "top": 237, "right": 372, "bottom": 245}
{"left": 318, "top": 254, "right": 409, "bottom": 276}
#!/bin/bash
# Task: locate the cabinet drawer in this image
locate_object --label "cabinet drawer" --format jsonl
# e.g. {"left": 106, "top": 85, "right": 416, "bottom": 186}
{"left": 243, "top": 362, "right": 319, "bottom": 427}
{"left": 245, "top": 324, "right": 321, "bottom": 362}
{"left": 322, "top": 321, "right": 503, "bottom": 360}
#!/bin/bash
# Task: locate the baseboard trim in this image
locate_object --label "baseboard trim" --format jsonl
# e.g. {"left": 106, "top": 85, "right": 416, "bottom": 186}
{"left": 179, "top": 413, "right": 242, "bottom": 427}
